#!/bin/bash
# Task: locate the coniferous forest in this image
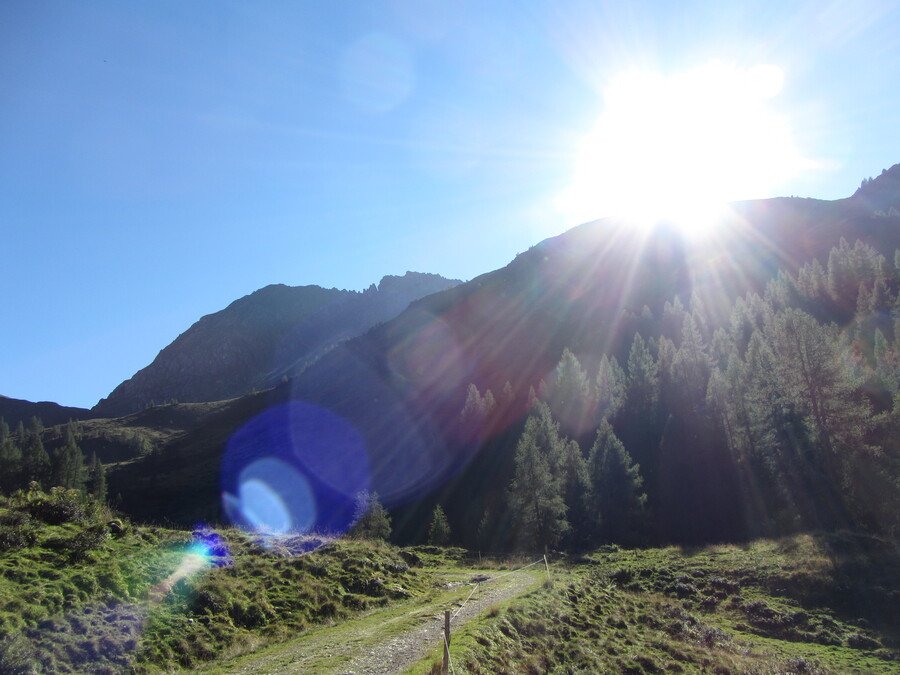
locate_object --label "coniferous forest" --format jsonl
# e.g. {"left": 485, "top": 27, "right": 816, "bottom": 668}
{"left": 3, "top": 235, "right": 900, "bottom": 554}
{"left": 3, "top": 226, "right": 900, "bottom": 674}
{"left": 436, "top": 236, "right": 900, "bottom": 551}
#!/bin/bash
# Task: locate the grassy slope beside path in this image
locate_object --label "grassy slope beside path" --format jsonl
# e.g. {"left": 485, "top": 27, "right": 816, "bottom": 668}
{"left": 439, "top": 535, "right": 900, "bottom": 674}
{"left": 202, "top": 567, "right": 542, "bottom": 675}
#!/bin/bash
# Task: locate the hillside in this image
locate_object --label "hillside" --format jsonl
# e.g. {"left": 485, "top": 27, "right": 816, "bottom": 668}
{"left": 90, "top": 166, "right": 900, "bottom": 544}
{"left": 0, "top": 397, "right": 91, "bottom": 430}
{"left": 1, "top": 491, "right": 896, "bottom": 673}
{"left": 93, "top": 272, "right": 460, "bottom": 417}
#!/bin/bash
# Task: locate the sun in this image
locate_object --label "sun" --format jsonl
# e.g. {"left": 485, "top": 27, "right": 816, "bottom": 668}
{"left": 559, "top": 62, "right": 809, "bottom": 238}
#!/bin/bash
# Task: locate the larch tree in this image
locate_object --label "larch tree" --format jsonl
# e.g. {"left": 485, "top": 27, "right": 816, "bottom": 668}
{"left": 349, "top": 491, "right": 392, "bottom": 541}
{"left": 427, "top": 504, "right": 452, "bottom": 546}
{"left": 587, "top": 420, "right": 646, "bottom": 544}
{"left": 507, "top": 403, "right": 569, "bottom": 550}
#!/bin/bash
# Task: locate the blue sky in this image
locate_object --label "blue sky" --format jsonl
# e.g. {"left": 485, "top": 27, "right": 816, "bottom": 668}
{"left": 3, "top": 0, "right": 900, "bottom": 409}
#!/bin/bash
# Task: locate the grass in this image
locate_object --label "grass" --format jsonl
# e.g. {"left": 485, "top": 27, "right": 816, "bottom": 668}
{"left": 198, "top": 566, "right": 502, "bottom": 674}
{"left": 0, "top": 489, "right": 453, "bottom": 674}
{"left": 2, "top": 495, "right": 897, "bottom": 674}
{"left": 412, "top": 534, "right": 900, "bottom": 674}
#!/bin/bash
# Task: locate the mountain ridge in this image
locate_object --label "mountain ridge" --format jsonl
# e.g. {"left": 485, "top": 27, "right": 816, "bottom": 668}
{"left": 92, "top": 271, "right": 460, "bottom": 417}
{"left": 104, "top": 166, "right": 900, "bottom": 535}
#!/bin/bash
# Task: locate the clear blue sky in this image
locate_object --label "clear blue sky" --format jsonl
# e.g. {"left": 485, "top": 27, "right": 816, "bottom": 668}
{"left": 3, "top": 0, "right": 900, "bottom": 409}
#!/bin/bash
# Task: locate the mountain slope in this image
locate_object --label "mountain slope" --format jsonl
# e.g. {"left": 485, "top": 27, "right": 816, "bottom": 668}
{"left": 0, "top": 396, "right": 92, "bottom": 429}
{"left": 93, "top": 272, "right": 460, "bottom": 417}
{"left": 106, "top": 165, "right": 900, "bottom": 535}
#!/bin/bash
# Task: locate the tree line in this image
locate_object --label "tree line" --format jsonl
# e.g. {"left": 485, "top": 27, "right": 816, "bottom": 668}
{"left": 0, "top": 418, "right": 106, "bottom": 502}
{"left": 449, "top": 237, "right": 900, "bottom": 550}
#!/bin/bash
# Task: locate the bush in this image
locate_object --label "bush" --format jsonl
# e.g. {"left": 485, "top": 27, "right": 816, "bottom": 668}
{"left": 24, "top": 487, "right": 87, "bottom": 525}
{"left": 0, "top": 517, "right": 37, "bottom": 552}
{"left": 68, "top": 525, "right": 111, "bottom": 561}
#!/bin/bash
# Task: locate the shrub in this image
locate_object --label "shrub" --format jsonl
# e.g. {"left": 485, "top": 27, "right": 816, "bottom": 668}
{"left": 0, "top": 520, "right": 37, "bottom": 552}
{"left": 24, "top": 487, "right": 87, "bottom": 525}
{"left": 68, "top": 525, "right": 111, "bottom": 561}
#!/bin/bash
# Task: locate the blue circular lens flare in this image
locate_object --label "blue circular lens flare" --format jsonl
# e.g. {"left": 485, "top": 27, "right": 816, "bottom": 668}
{"left": 221, "top": 402, "right": 370, "bottom": 535}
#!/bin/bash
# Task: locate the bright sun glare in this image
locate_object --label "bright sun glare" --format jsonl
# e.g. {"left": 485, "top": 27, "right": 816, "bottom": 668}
{"left": 560, "top": 62, "right": 810, "bottom": 237}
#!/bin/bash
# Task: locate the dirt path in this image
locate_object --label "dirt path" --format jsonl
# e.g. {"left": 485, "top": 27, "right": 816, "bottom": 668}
{"left": 204, "top": 569, "right": 540, "bottom": 675}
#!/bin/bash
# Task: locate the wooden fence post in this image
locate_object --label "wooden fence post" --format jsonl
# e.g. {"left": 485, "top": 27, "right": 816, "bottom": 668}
{"left": 442, "top": 609, "right": 451, "bottom": 674}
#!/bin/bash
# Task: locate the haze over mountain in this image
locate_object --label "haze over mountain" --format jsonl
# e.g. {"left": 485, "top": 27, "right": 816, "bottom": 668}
{"left": 92, "top": 272, "right": 460, "bottom": 418}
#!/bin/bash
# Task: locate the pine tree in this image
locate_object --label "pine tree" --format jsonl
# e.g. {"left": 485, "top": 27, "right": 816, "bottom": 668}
{"left": 625, "top": 333, "right": 659, "bottom": 415}
{"left": 767, "top": 308, "right": 871, "bottom": 457}
{"left": 557, "top": 438, "right": 590, "bottom": 548}
{"left": 51, "top": 431, "right": 84, "bottom": 490}
{"left": 674, "top": 314, "right": 713, "bottom": 405}
{"left": 22, "top": 424, "right": 50, "bottom": 488}
{"left": 349, "top": 491, "right": 392, "bottom": 540}
{"left": 547, "top": 348, "right": 593, "bottom": 434}
{"left": 459, "top": 383, "right": 496, "bottom": 442}
{"left": 595, "top": 355, "right": 625, "bottom": 423}
{"left": 475, "top": 508, "right": 492, "bottom": 551}
{"left": 0, "top": 431, "right": 22, "bottom": 494}
{"left": 507, "top": 403, "right": 569, "bottom": 550}
{"left": 427, "top": 505, "right": 452, "bottom": 546}
{"left": 87, "top": 452, "right": 107, "bottom": 503}
{"left": 587, "top": 421, "right": 646, "bottom": 543}
{"left": 616, "top": 333, "right": 661, "bottom": 492}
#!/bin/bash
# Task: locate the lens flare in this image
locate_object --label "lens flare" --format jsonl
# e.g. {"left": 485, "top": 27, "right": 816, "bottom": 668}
{"left": 223, "top": 459, "right": 317, "bottom": 534}
{"left": 221, "top": 401, "right": 370, "bottom": 536}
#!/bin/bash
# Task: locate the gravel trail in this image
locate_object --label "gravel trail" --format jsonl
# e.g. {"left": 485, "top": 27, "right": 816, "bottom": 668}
{"left": 209, "top": 569, "right": 540, "bottom": 675}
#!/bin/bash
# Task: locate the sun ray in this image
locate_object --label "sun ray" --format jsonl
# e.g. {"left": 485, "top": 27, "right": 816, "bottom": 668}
{"left": 559, "top": 62, "right": 813, "bottom": 238}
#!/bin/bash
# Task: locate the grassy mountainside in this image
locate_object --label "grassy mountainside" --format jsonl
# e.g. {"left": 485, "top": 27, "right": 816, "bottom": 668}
{"left": 425, "top": 535, "right": 900, "bottom": 674}
{"left": 0, "top": 487, "right": 456, "bottom": 673}
{"left": 97, "top": 188, "right": 900, "bottom": 537}
{"left": 2, "top": 487, "right": 896, "bottom": 674}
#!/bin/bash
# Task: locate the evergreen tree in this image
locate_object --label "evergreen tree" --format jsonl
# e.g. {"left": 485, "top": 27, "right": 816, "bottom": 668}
{"left": 22, "top": 425, "right": 50, "bottom": 488}
{"left": 616, "top": 332, "right": 661, "bottom": 493}
{"left": 594, "top": 355, "right": 625, "bottom": 423}
{"left": 767, "top": 308, "right": 872, "bottom": 458}
{"left": 661, "top": 296, "right": 687, "bottom": 341}
{"left": 546, "top": 348, "right": 593, "bottom": 434}
{"left": 459, "top": 383, "right": 496, "bottom": 442}
{"left": 507, "top": 403, "right": 568, "bottom": 550}
{"left": 500, "top": 381, "right": 515, "bottom": 412}
{"left": 587, "top": 420, "right": 646, "bottom": 544}
{"left": 87, "top": 452, "right": 107, "bottom": 503}
{"left": 427, "top": 504, "right": 452, "bottom": 546}
{"left": 29, "top": 416, "right": 44, "bottom": 436}
{"left": 625, "top": 333, "right": 659, "bottom": 415}
{"left": 676, "top": 315, "right": 712, "bottom": 390}
{"left": 475, "top": 508, "right": 492, "bottom": 551}
{"left": 51, "top": 431, "right": 84, "bottom": 490}
{"left": 558, "top": 439, "right": 590, "bottom": 548}
{"left": 0, "top": 432, "right": 22, "bottom": 494}
{"left": 349, "top": 491, "right": 392, "bottom": 540}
